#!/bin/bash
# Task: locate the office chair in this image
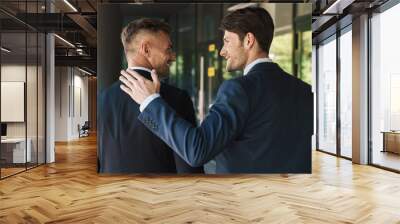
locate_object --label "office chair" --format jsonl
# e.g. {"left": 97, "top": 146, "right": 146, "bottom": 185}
{"left": 78, "top": 121, "right": 90, "bottom": 138}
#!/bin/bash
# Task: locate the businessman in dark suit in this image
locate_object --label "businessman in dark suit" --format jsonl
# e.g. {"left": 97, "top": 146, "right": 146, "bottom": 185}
{"left": 98, "top": 18, "right": 204, "bottom": 173}
{"left": 119, "top": 8, "right": 313, "bottom": 173}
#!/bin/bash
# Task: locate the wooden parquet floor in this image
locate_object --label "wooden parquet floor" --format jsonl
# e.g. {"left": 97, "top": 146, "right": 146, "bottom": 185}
{"left": 1, "top": 134, "right": 400, "bottom": 223}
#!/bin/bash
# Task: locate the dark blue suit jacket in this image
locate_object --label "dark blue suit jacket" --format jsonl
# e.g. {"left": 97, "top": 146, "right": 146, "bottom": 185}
{"left": 98, "top": 69, "right": 204, "bottom": 173}
{"left": 138, "top": 62, "right": 313, "bottom": 173}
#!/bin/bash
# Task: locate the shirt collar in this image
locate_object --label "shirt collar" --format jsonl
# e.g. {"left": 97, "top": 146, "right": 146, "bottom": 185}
{"left": 129, "top": 66, "right": 152, "bottom": 74}
{"left": 243, "top": 58, "right": 273, "bottom": 76}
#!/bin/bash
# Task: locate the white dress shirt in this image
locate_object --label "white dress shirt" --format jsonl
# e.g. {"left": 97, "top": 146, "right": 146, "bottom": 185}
{"left": 129, "top": 66, "right": 152, "bottom": 73}
{"left": 139, "top": 57, "right": 273, "bottom": 112}
{"left": 243, "top": 57, "right": 273, "bottom": 76}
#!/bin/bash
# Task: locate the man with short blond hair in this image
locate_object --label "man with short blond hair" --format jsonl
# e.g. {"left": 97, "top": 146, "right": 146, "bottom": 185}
{"left": 99, "top": 18, "right": 203, "bottom": 173}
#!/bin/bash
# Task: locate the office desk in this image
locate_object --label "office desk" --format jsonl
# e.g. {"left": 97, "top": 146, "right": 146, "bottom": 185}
{"left": 1, "top": 138, "right": 31, "bottom": 163}
{"left": 382, "top": 131, "right": 400, "bottom": 154}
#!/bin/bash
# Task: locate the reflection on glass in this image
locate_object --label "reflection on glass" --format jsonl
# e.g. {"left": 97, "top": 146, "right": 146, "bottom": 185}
{"left": 27, "top": 31, "right": 38, "bottom": 169}
{"left": 390, "top": 75, "right": 400, "bottom": 130}
{"left": 318, "top": 37, "right": 337, "bottom": 154}
{"left": 339, "top": 28, "right": 352, "bottom": 158}
{"left": 38, "top": 33, "right": 46, "bottom": 165}
{"left": 1, "top": 31, "right": 27, "bottom": 177}
{"left": 371, "top": 3, "right": 400, "bottom": 171}
{"left": 0, "top": 0, "right": 46, "bottom": 178}
{"left": 170, "top": 4, "right": 197, "bottom": 111}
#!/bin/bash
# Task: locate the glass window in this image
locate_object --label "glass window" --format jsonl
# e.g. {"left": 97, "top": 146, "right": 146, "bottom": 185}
{"left": 38, "top": 32, "right": 45, "bottom": 165}
{"left": 371, "top": 3, "right": 400, "bottom": 171}
{"left": 27, "top": 30, "right": 38, "bottom": 169}
{"left": 339, "top": 27, "right": 352, "bottom": 158}
{"left": 1, "top": 31, "right": 28, "bottom": 177}
{"left": 317, "top": 36, "right": 337, "bottom": 154}
{"left": 0, "top": 1, "right": 46, "bottom": 179}
{"left": 170, "top": 5, "right": 198, "bottom": 114}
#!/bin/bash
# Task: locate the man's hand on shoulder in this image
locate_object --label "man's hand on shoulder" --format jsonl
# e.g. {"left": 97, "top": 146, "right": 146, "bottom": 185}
{"left": 119, "top": 69, "right": 161, "bottom": 105}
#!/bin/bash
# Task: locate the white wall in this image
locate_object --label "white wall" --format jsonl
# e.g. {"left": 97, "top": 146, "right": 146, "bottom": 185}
{"left": 55, "top": 66, "right": 69, "bottom": 141}
{"left": 72, "top": 73, "right": 89, "bottom": 137}
{"left": 1, "top": 65, "right": 26, "bottom": 135}
{"left": 55, "top": 67, "right": 89, "bottom": 141}
{"left": 1, "top": 63, "right": 46, "bottom": 164}
{"left": 1, "top": 65, "right": 39, "bottom": 138}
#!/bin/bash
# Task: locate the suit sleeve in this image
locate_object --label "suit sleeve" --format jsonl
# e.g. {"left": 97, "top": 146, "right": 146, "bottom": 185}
{"left": 138, "top": 80, "right": 250, "bottom": 167}
{"left": 172, "top": 91, "right": 204, "bottom": 173}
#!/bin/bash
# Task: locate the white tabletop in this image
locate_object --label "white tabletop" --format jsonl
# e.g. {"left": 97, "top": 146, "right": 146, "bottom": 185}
{"left": 1, "top": 138, "right": 27, "bottom": 143}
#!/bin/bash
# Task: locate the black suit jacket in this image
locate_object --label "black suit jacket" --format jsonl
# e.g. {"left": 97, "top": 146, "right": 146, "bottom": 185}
{"left": 98, "top": 69, "right": 204, "bottom": 173}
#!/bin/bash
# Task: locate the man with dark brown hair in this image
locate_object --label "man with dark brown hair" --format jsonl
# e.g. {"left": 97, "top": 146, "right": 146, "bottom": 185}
{"left": 120, "top": 7, "right": 313, "bottom": 173}
{"left": 98, "top": 18, "right": 203, "bottom": 173}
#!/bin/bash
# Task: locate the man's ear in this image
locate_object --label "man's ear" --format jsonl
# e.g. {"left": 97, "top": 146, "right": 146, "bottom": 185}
{"left": 244, "top": 32, "right": 255, "bottom": 50}
{"left": 140, "top": 41, "right": 151, "bottom": 57}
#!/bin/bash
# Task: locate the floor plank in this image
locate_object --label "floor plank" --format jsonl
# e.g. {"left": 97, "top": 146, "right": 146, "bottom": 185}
{"left": 1, "top": 134, "right": 400, "bottom": 223}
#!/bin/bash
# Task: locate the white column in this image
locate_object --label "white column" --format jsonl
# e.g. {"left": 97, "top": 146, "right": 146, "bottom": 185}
{"left": 45, "top": 1, "right": 56, "bottom": 163}
{"left": 352, "top": 14, "right": 369, "bottom": 164}
{"left": 46, "top": 33, "right": 55, "bottom": 163}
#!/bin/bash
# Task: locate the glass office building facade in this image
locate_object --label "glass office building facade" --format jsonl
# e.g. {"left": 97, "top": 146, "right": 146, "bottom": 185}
{"left": 0, "top": 1, "right": 46, "bottom": 179}
{"left": 315, "top": 23, "right": 353, "bottom": 159}
{"left": 314, "top": 0, "right": 400, "bottom": 172}
{"left": 315, "top": 26, "right": 352, "bottom": 158}
{"left": 317, "top": 35, "right": 337, "bottom": 155}
{"left": 339, "top": 27, "right": 352, "bottom": 159}
{"left": 370, "top": 2, "right": 400, "bottom": 171}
